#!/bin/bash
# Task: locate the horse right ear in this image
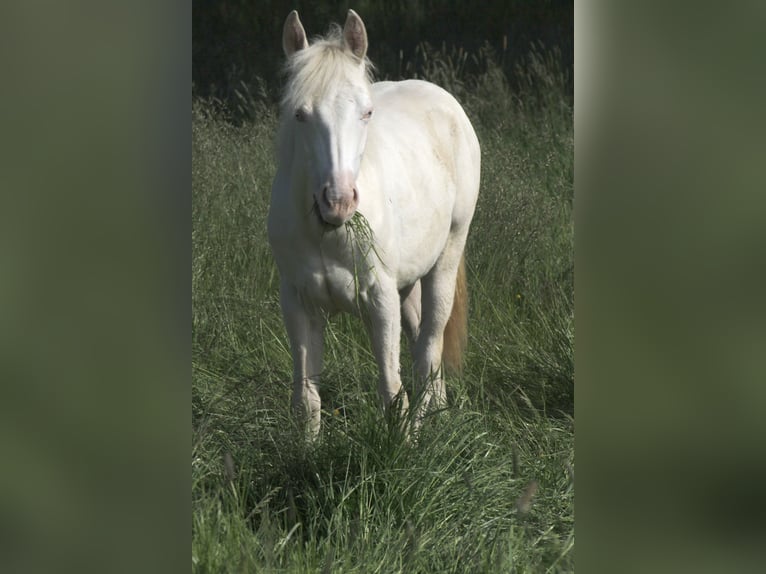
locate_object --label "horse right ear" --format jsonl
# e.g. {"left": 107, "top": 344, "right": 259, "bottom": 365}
{"left": 283, "top": 11, "right": 308, "bottom": 57}
{"left": 343, "top": 9, "right": 368, "bottom": 60}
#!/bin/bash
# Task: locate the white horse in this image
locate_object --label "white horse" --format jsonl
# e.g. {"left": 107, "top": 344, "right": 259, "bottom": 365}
{"left": 268, "top": 10, "right": 480, "bottom": 437}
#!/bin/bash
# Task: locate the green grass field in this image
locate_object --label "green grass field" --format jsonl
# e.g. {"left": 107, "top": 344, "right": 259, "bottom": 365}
{"left": 192, "top": 47, "right": 573, "bottom": 572}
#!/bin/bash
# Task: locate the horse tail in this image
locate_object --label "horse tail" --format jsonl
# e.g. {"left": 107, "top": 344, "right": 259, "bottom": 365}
{"left": 443, "top": 253, "right": 468, "bottom": 374}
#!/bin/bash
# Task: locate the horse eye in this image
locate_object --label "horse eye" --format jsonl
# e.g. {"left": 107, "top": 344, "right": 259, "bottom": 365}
{"left": 295, "top": 108, "right": 307, "bottom": 122}
{"left": 362, "top": 109, "right": 373, "bottom": 121}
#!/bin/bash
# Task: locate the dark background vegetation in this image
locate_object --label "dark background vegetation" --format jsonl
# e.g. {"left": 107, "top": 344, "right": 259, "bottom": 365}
{"left": 192, "top": 0, "right": 573, "bottom": 108}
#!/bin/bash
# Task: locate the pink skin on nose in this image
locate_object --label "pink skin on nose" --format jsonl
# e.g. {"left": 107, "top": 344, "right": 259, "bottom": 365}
{"left": 317, "top": 170, "right": 359, "bottom": 226}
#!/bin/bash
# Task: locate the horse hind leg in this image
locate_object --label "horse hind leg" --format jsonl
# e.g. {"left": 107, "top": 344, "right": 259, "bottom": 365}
{"left": 400, "top": 280, "right": 422, "bottom": 348}
{"left": 413, "top": 244, "right": 467, "bottom": 426}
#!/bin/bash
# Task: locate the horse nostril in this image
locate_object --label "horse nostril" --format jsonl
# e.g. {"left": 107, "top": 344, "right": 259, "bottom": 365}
{"left": 352, "top": 187, "right": 358, "bottom": 203}
{"left": 321, "top": 185, "right": 331, "bottom": 207}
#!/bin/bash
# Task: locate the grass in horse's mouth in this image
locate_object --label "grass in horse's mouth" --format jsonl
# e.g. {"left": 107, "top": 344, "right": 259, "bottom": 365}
{"left": 344, "top": 211, "right": 371, "bottom": 237}
{"left": 310, "top": 204, "right": 382, "bottom": 265}
{"left": 309, "top": 202, "right": 382, "bottom": 268}
{"left": 310, "top": 201, "right": 370, "bottom": 236}
{"left": 345, "top": 212, "right": 385, "bottom": 269}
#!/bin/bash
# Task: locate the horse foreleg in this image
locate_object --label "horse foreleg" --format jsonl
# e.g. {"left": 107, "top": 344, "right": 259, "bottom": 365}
{"left": 367, "top": 284, "right": 410, "bottom": 423}
{"left": 280, "top": 282, "right": 325, "bottom": 439}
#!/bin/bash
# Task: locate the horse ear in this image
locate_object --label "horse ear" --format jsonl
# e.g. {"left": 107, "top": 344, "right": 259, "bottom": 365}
{"left": 343, "top": 9, "right": 367, "bottom": 60}
{"left": 283, "top": 10, "right": 308, "bottom": 58}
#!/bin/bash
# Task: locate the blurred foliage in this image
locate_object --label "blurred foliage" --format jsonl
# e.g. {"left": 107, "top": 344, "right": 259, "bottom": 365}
{"left": 192, "top": 0, "right": 572, "bottom": 106}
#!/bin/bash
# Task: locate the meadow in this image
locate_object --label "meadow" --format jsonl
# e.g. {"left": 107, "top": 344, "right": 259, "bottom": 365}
{"left": 192, "top": 44, "right": 573, "bottom": 572}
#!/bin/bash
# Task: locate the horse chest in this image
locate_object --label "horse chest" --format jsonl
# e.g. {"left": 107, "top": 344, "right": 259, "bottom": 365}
{"left": 283, "top": 243, "right": 374, "bottom": 315}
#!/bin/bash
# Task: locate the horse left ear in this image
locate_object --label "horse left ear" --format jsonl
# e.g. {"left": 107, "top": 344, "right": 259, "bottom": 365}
{"left": 343, "top": 9, "right": 367, "bottom": 60}
{"left": 283, "top": 10, "right": 308, "bottom": 58}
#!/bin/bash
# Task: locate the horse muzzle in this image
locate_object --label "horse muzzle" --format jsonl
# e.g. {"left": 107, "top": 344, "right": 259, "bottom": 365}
{"left": 316, "top": 175, "right": 359, "bottom": 226}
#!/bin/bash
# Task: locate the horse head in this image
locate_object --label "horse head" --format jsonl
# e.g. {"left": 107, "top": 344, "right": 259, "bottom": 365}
{"left": 281, "top": 10, "right": 374, "bottom": 227}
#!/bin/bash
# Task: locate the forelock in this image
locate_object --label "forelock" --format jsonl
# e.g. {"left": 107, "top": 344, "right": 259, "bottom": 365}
{"left": 280, "top": 25, "right": 373, "bottom": 112}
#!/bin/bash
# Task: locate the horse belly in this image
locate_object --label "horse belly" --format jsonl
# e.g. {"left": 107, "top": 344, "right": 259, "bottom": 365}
{"left": 390, "top": 149, "right": 455, "bottom": 283}
{"left": 396, "top": 197, "right": 452, "bottom": 283}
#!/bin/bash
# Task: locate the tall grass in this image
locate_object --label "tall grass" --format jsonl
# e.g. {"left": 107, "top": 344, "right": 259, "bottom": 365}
{"left": 193, "top": 43, "right": 573, "bottom": 572}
